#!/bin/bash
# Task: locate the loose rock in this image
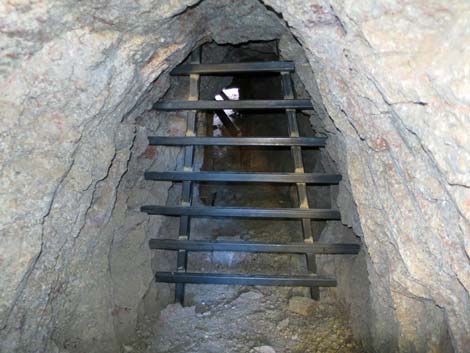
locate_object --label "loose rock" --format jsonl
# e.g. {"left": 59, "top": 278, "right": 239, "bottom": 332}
{"left": 288, "top": 296, "right": 319, "bottom": 316}
{"left": 252, "top": 346, "right": 276, "bottom": 353}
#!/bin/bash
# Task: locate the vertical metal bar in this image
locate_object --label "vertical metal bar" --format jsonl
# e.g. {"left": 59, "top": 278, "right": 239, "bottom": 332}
{"left": 175, "top": 48, "right": 201, "bottom": 304}
{"left": 281, "top": 72, "right": 319, "bottom": 300}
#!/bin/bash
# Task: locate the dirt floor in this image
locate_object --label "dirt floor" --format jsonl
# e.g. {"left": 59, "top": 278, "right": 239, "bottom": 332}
{"left": 135, "top": 288, "right": 363, "bottom": 353}
{"left": 127, "top": 74, "right": 364, "bottom": 353}
{"left": 129, "top": 218, "right": 364, "bottom": 353}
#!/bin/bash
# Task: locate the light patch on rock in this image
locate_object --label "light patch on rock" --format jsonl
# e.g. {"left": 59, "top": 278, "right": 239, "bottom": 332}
{"left": 252, "top": 346, "right": 276, "bottom": 353}
{"left": 288, "top": 296, "right": 319, "bottom": 316}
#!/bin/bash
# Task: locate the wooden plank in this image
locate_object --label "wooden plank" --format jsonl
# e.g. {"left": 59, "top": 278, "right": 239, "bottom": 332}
{"left": 171, "top": 61, "right": 295, "bottom": 75}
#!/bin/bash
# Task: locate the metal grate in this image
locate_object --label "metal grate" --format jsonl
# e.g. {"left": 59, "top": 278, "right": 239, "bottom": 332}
{"left": 143, "top": 53, "right": 359, "bottom": 304}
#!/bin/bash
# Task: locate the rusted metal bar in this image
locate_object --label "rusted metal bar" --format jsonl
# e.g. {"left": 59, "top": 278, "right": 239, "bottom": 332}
{"left": 281, "top": 72, "right": 322, "bottom": 300}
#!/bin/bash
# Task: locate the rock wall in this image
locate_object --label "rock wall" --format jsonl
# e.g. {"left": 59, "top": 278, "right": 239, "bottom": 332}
{"left": 273, "top": 1, "right": 470, "bottom": 352}
{"left": 1, "top": 0, "right": 468, "bottom": 352}
{"left": 0, "top": 1, "right": 285, "bottom": 352}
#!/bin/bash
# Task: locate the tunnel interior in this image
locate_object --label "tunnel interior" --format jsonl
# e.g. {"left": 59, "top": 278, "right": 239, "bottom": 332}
{"left": 1, "top": 1, "right": 468, "bottom": 353}
{"left": 135, "top": 40, "right": 368, "bottom": 352}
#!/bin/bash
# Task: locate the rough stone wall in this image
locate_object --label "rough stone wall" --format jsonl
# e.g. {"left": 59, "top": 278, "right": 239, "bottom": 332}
{"left": 0, "top": 3, "right": 199, "bottom": 351}
{"left": 1, "top": 0, "right": 469, "bottom": 353}
{"left": 0, "top": 1, "right": 285, "bottom": 352}
{"left": 272, "top": 1, "right": 469, "bottom": 352}
{"left": 279, "top": 34, "right": 374, "bottom": 349}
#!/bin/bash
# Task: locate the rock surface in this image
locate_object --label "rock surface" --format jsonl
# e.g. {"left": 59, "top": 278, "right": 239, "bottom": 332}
{"left": 0, "top": 0, "right": 469, "bottom": 353}
{"left": 0, "top": 1, "right": 285, "bottom": 352}
{"left": 252, "top": 346, "right": 277, "bottom": 353}
{"left": 270, "top": 1, "right": 470, "bottom": 352}
{"left": 139, "top": 291, "right": 363, "bottom": 353}
{"left": 288, "top": 296, "right": 320, "bottom": 316}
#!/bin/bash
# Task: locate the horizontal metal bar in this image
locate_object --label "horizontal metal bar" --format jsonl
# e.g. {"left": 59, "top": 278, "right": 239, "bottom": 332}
{"left": 140, "top": 206, "right": 341, "bottom": 220}
{"left": 149, "top": 239, "right": 360, "bottom": 254}
{"left": 147, "top": 136, "right": 327, "bottom": 147}
{"left": 155, "top": 272, "right": 337, "bottom": 287}
{"left": 171, "top": 61, "right": 295, "bottom": 75}
{"left": 145, "top": 171, "right": 341, "bottom": 184}
{"left": 153, "top": 100, "right": 313, "bottom": 111}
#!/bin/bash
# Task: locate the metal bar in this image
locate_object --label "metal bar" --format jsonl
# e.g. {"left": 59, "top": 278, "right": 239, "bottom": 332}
{"left": 149, "top": 239, "right": 361, "bottom": 254}
{"left": 213, "top": 91, "right": 240, "bottom": 136}
{"left": 174, "top": 48, "right": 201, "bottom": 304}
{"left": 171, "top": 61, "right": 295, "bottom": 75}
{"left": 141, "top": 206, "right": 341, "bottom": 220}
{"left": 153, "top": 99, "right": 313, "bottom": 111}
{"left": 145, "top": 171, "right": 342, "bottom": 184}
{"left": 214, "top": 109, "right": 240, "bottom": 136}
{"left": 148, "top": 136, "right": 326, "bottom": 147}
{"left": 281, "top": 72, "right": 321, "bottom": 300}
{"left": 218, "top": 90, "right": 231, "bottom": 101}
{"left": 156, "top": 272, "right": 337, "bottom": 287}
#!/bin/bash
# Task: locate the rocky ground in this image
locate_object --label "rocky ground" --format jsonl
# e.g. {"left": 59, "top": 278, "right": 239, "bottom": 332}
{"left": 130, "top": 288, "right": 363, "bottom": 353}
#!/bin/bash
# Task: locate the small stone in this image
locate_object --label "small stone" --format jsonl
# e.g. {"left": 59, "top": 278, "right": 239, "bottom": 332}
{"left": 195, "top": 302, "right": 210, "bottom": 314}
{"left": 238, "top": 291, "right": 264, "bottom": 301}
{"left": 122, "top": 345, "right": 133, "bottom": 352}
{"left": 287, "top": 296, "right": 319, "bottom": 316}
{"left": 276, "top": 318, "right": 289, "bottom": 330}
{"left": 253, "top": 346, "right": 276, "bottom": 353}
